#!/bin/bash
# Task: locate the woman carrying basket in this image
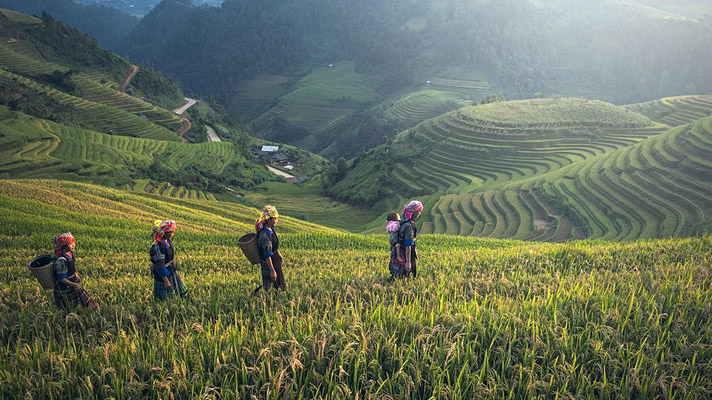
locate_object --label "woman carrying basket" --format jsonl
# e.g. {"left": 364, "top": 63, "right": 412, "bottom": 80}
{"left": 53, "top": 232, "right": 98, "bottom": 309}
{"left": 253, "top": 205, "right": 286, "bottom": 294}
{"left": 150, "top": 220, "right": 188, "bottom": 300}
{"left": 399, "top": 200, "right": 423, "bottom": 278}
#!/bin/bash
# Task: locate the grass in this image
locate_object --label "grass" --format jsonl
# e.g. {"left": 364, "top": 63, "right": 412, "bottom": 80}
{"left": 441, "top": 114, "right": 712, "bottom": 241}
{"left": 1, "top": 179, "right": 711, "bottom": 398}
{"left": 241, "top": 180, "right": 381, "bottom": 233}
{"left": 256, "top": 62, "right": 383, "bottom": 136}
{"left": 0, "top": 106, "right": 244, "bottom": 197}
{"left": 0, "top": 45, "right": 183, "bottom": 141}
{"left": 625, "top": 95, "right": 712, "bottom": 127}
{"left": 385, "top": 99, "right": 667, "bottom": 234}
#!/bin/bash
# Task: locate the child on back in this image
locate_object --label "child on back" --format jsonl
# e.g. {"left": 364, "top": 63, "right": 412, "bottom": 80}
{"left": 386, "top": 212, "right": 405, "bottom": 280}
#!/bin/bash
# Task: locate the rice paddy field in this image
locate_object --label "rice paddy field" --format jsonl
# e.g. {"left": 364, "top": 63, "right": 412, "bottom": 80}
{"left": 1, "top": 179, "right": 711, "bottom": 399}
{"left": 625, "top": 95, "right": 712, "bottom": 127}
{"left": 255, "top": 62, "right": 383, "bottom": 138}
{"left": 423, "top": 111, "right": 712, "bottom": 240}
{"left": 242, "top": 181, "right": 381, "bottom": 232}
{"left": 0, "top": 107, "right": 240, "bottom": 192}
{"left": 0, "top": 35, "right": 184, "bottom": 141}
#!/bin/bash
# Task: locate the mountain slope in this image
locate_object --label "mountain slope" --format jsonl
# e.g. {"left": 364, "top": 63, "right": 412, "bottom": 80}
{"left": 328, "top": 98, "right": 664, "bottom": 205}
{"left": 117, "top": 0, "right": 712, "bottom": 159}
{"left": 1, "top": 178, "right": 711, "bottom": 398}
{"left": 427, "top": 113, "right": 712, "bottom": 239}
{"left": 0, "top": 106, "right": 271, "bottom": 193}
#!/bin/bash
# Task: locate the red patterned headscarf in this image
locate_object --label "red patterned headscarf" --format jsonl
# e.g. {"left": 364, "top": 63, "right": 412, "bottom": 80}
{"left": 53, "top": 232, "right": 75, "bottom": 257}
{"left": 152, "top": 220, "right": 177, "bottom": 242}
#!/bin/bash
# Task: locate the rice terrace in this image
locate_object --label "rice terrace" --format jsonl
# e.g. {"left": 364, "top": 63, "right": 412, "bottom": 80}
{"left": 1, "top": 1, "right": 712, "bottom": 399}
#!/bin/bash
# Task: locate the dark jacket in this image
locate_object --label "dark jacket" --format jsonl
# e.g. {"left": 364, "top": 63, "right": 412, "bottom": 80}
{"left": 150, "top": 239, "right": 175, "bottom": 282}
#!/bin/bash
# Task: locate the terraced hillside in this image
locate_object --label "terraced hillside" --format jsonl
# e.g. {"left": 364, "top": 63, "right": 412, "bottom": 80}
{"left": 0, "top": 107, "right": 256, "bottom": 196}
{"left": 427, "top": 113, "right": 712, "bottom": 240}
{"left": 0, "top": 179, "right": 330, "bottom": 236}
{"left": 254, "top": 62, "right": 382, "bottom": 141}
{"left": 0, "top": 40, "right": 184, "bottom": 140}
{"left": 383, "top": 74, "right": 492, "bottom": 126}
{"left": 2, "top": 179, "right": 712, "bottom": 398}
{"left": 332, "top": 98, "right": 664, "bottom": 205}
{"left": 625, "top": 95, "right": 712, "bottom": 127}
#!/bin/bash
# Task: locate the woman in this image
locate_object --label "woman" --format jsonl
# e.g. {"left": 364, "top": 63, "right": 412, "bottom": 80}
{"left": 150, "top": 220, "right": 188, "bottom": 300}
{"left": 399, "top": 200, "right": 423, "bottom": 278}
{"left": 53, "top": 232, "right": 98, "bottom": 309}
{"left": 254, "top": 205, "right": 286, "bottom": 293}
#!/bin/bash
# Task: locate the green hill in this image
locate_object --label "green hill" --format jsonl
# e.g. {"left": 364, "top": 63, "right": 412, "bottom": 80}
{"left": 0, "top": 7, "right": 336, "bottom": 198}
{"left": 0, "top": 106, "right": 272, "bottom": 194}
{"left": 328, "top": 98, "right": 664, "bottom": 205}
{"left": 0, "top": 14, "right": 186, "bottom": 141}
{"left": 1, "top": 179, "right": 711, "bottom": 398}
{"left": 426, "top": 113, "right": 712, "bottom": 240}
{"left": 625, "top": 95, "right": 712, "bottom": 127}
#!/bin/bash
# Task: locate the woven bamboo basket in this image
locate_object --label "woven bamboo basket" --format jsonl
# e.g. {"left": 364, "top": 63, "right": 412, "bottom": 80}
{"left": 28, "top": 254, "right": 56, "bottom": 290}
{"left": 238, "top": 233, "right": 261, "bottom": 265}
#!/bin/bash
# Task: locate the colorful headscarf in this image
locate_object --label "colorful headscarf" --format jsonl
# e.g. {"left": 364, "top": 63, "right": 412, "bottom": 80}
{"left": 403, "top": 200, "right": 424, "bottom": 220}
{"left": 152, "top": 220, "right": 177, "bottom": 242}
{"left": 386, "top": 220, "right": 401, "bottom": 233}
{"left": 53, "top": 232, "right": 75, "bottom": 257}
{"left": 255, "top": 205, "right": 279, "bottom": 232}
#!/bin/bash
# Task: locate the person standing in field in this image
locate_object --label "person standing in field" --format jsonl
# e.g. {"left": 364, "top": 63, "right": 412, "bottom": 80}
{"left": 399, "top": 200, "right": 423, "bottom": 278}
{"left": 253, "top": 205, "right": 286, "bottom": 294}
{"left": 386, "top": 212, "right": 405, "bottom": 280}
{"left": 150, "top": 220, "right": 188, "bottom": 300}
{"left": 53, "top": 232, "right": 98, "bottom": 309}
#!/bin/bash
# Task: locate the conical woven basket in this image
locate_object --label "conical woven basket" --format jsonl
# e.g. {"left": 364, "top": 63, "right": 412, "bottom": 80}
{"left": 238, "top": 233, "right": 261, "bottom": 265}
{"left": 28, "top": 254, "right": 56, "bottom": 290}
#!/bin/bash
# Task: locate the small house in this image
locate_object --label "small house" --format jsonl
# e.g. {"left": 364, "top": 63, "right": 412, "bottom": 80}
{"left": 261, "top": 145, "right": 280, "bottom": 153}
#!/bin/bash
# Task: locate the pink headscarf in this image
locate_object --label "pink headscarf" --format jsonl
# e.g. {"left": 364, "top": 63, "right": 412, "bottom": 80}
{"left": 403, "top": 200, "right": 423, "bottom": 220}
{"left": 386, "top": 220, "right": 401, "bottom": 233}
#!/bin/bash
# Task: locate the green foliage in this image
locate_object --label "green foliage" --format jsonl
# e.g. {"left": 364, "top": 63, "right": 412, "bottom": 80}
{"left": 34, "top": 69, "right": 79, "bottom": 95}
{"left": 625, "top": 95, "right": 712, "bottom": 127}
{"left": 0, "top": 75, "right": 80, "bottom": 124}
{"left": 1, "top": 179, "right": 712, "bottom": 398}
{"left": 0, "top": 0, "right": 139, "bottom": 51}
{"left": 129, "top": 68, "right": 183, "bottom": 109}
{"left": 0, "top": 107, "right": 271, "bottom": 194}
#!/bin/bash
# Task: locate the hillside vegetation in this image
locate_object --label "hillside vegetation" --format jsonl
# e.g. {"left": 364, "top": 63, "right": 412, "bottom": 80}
{"left": 0, "top": 10, "right": 186, "bottom": 142}
{"left": 327, "top": 97, "right": 712, "bottom": 240}
{"left": 328, "top": 99, "right": 664, "bottom": 204}
{"left": 625, "top": 95, "right": 712, "bottom": 127}
{"left": 1, "top": 179, "right": 711, "bottom": 398}
{"left": 0, "top": 0, "right": 139, "bottom": 51}
{"left": 0, "top": 106, "right": 271, "bottom": 194}
{"left": 0, "top": 10, "right": 183, "bottom": 108}
{"left": 423, "top": 112, "right": 712, "bottom": 240}
{"left": 113, "top": 0, "right": 712, "bottom": 159}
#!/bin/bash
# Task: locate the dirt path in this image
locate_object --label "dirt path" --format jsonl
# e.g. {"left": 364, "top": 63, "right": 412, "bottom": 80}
{"left": 206, "top": 125, "right": 221, "bottom": 142}
{"left": 119, "top": 64, "right": 138, "bottom": 93}
{"left": 178, "top": 116, "right": 191, "bottom": 143}
{"left": 267, "top": 165, "right": 296, "bottom": 179}
{"left": 174, "top": 97, "right": 197, "bottom": 115}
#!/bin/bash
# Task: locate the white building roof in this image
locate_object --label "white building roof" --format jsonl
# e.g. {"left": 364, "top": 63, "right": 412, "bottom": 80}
{"left": 261, "top": 145, "right": 280, "bottom": 152}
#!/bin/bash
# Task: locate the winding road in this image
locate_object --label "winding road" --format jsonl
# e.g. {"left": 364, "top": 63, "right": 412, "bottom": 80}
{"left": 174, "top": 97, "right": 197, "bottom": 115}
